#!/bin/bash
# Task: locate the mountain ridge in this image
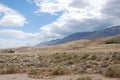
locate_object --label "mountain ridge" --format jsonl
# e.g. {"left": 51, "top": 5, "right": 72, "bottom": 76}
{"left": 36, "top": 25, "right": 120, "bottom": 46}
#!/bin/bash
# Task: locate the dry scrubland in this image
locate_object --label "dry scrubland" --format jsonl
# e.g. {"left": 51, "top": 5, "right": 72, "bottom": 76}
{"left": 0, "top": 35, "right": 120, "bottom": 80}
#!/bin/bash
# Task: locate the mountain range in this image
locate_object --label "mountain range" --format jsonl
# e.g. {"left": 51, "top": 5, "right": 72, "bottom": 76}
{"left": 36, "top": 25, "right": 120, "bottom": 46}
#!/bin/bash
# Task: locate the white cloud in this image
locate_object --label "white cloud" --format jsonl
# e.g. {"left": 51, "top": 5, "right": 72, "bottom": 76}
{"left": 0, "top": 29, "right": 40, "bottom": 48}
{"left": 1, "top": 0, "right": 120, "bottom": 48}
{"left": 0, "top": 38, "right": 39, "bottom": 48}
{"left": 0, "top": 38, "right": 24, "bottom": 48}
{"left": 30, "top": 0, "right": 120, "bottom": 40}
{"left": 101, "top": 0, "right": 120, "bottom": 25}
{"left": 30, "top": 0, "right": 106, "bottom": 37}
{"left": 0, "top": 29, "right": 60, "bottom": 48}
{"left": 0, "top": 4, "right": 27, "bottom": 27}
{"left": 32, "top": 0, "right": 72, "bottom": 15}
{"left": 0, "top": 29, "right": 39, "bottom": 39}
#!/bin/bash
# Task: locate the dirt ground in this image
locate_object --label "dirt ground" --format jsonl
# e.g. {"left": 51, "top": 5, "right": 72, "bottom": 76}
{"left": 0, "top": 74, "right": 119, "bottom": 80}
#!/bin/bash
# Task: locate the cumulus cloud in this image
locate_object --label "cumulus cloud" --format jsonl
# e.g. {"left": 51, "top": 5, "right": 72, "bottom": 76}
{"left": 30, "top": 0, "right": 120, "bottom": 40}
{"left": 31, "top": 0, "right": 72, "bottom": 15}
{"left": 101, "top": 0, "right": 120, "bottom": 25}
{"left": 0, "top": 38, "right": 25, "bottom": 48}
{"left": 0, "top": 4, "right": 27, "bottom": 27}
{"left": 0, "top": 38, "right": 39, "bottom": 48}
{"left": 0, "top": 29, "right": 40, "bottom": 48}
{"left": 0, "top": 29, "right": 40, "bottom": 39}
{"left": 1, "top": 0, "right": 120, "bottom": 48}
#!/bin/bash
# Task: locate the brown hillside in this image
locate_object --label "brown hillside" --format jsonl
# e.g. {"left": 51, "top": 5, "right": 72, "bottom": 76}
{"left": 0, "top": 34, "right": 120, "bottom": 54}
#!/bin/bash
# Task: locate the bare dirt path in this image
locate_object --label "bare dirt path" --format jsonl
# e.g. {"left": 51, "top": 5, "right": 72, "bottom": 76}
{"left": 0, "top": 74, "right": 119, "bottom": 80}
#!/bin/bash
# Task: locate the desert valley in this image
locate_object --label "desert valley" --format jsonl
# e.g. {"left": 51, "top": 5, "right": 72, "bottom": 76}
{"left": 0, "top": 0, "right": 120, "bottom": 80}
{"left": 0, "top": 25, "right": 120, "bottom": 80}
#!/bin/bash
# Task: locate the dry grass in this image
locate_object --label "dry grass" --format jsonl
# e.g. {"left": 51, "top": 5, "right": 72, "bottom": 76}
{"left": 51, "top": 65, "right": 69, "bottom": 75}
{"left": 0, "top": 65, "right": 20, "bottom": 74}
{"left": 103, "top": 65, "right": 120, "bottom": 78}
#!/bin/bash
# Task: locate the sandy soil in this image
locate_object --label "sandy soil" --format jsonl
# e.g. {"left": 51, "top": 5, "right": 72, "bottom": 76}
{"left": 0, "top": 74, "right": 119, "bottom": 80}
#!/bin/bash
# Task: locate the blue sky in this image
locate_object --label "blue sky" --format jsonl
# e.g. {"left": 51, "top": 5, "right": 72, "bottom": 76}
{"left": 0, "top": 0, "right": 120, "bottom": 48}
{"left": 0, "top": 0, "right": 61, "bottom": 32}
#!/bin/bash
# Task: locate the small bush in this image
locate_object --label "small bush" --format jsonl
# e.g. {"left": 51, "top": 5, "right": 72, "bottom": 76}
{"left": 80, "top": 54, "right": 89, "bottom": 60}
{"left": 76, "top": 76, "right": 92, "bottom": 80}
{"left": 0, "top": 68, "right": 8, "bottom": 74}
{"left": 0, "top": 66, "right": 19, "bottom": 74}
{"left": 103, "top": 65, "right": 120, "bottom": 78}
{"left": 27, "top": 68, "right": 40, "bottom": 76}
{"left": 51, "top": 65, "right": 69, "bottom": 75}
{"left": 105, "top": 40, "right": 120, "bottom": 44}
{"left": 112, "top": 52, "right": 120, "bottom": 60}
{"left": 27, "top": 68, "right": 52, "bottom": 79}
{"left": 90, "top": 55, "right": 97, "bottom": 60}
{"left": 4, "top": 50, "right": 15, "bottom": 53}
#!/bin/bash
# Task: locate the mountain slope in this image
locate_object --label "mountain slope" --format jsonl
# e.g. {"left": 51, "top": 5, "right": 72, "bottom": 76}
{"left": 36, "top": 39, "right": 61, "bottom": 47}
{"left": 1, "top": 34, "right": 120, "bottom": 54}
{"left": 36, "top": 25, "right": 120, "bottom": 46}
{"left": 36, "top": 34, "right": 120, "bottom": 53}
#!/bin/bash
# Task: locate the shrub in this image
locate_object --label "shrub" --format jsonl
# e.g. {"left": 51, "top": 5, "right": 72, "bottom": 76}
{"left": 27, "top": 68, "right": 53, "bottom": 79}
{"left": 112, "top": 52, "right": 120, "bottom": 60}
{"left": 51, "top": 65, "right": 69, "bottom": 75}
{"left": 4, "top": 50, "right": 15, "bottom": 53}
{"left": 0, "top": 68, "right": 8, "bottom": 74}
{"left": 80, "top": 54, "right": 89, "bottom": 59}
{"left": 27, "top": 68, "right": 39, "bottom": 76}
{"left": 76, "top": 76, "right": 92, "bottom": 80}
{"left": 0, "top": 66, "right": 19, "bottom": 74}
{"left": 105, "top": 40, "right": 120, "bottom": 44}
{"left": 103, "top": 65, "right": 120, "bottom": 78}
{"left": 90, "top": 54, "right": 97, "bottom": 60}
